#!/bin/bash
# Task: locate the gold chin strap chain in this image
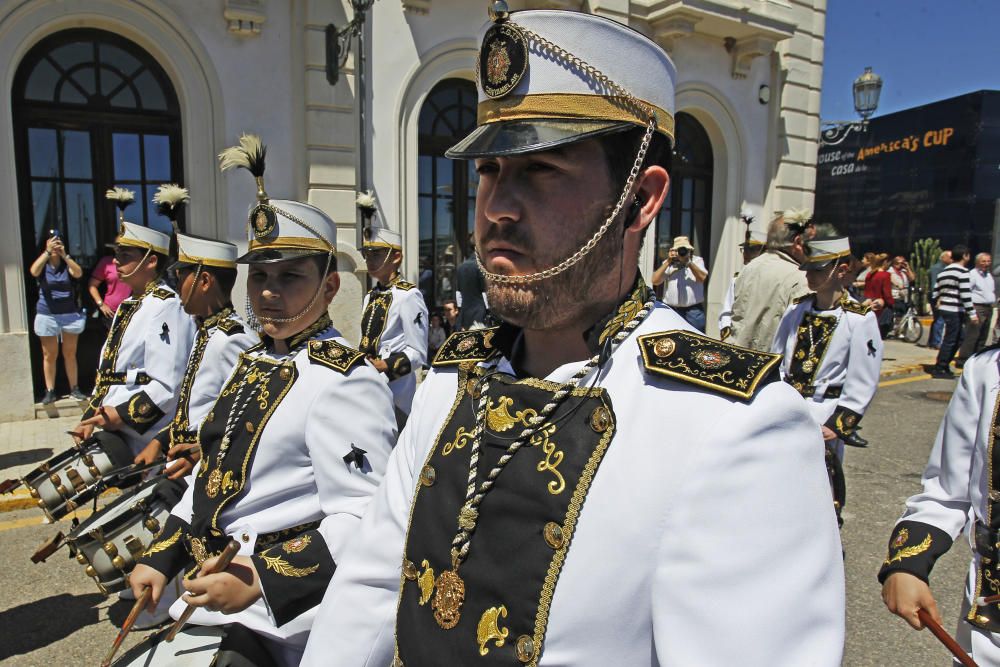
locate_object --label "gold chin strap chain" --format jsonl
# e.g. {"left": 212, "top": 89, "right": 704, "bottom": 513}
{"left": 474, "top": 23, "right": 656, "bottom": 287}
{"left": 253, "top": 251, "right": 333, "bottom": 325}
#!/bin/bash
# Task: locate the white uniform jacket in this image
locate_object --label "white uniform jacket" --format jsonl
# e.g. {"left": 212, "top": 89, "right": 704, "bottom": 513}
{"left": 771, "top": 295, "right": 882, "bottom": 448}
{"left": 153, "top": 306, "right": 259, "bottom": 448}
{"left": 878, "top": 347, "right": 1000, "bottom": 647}
{"left": 85, "top": 282, "right": 196, "bottom": 455}
{"left": 360, "top": 278, "right": 429, "bottom": 415}
{"left": 303, "top": 292, "right": 845, "bottom": 666}
{"left": 140, "top": 316, "right": 397, "bottom": 660}
{"left": 718, "top": 273, "right": 737, "bottom": 337}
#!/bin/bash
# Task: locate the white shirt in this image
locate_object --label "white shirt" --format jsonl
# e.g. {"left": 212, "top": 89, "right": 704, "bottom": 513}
{"left": 166, "top": 325, "right": 398, "bottom": 657}
{"left": 771, "top": 297, "right": 883, "bottom": 430}
{"left": 97, "top": 283, "right": 197, "bottom": 455}
{"left": 361, "top": 279, "right": 429, "bottom": 415}
{"left": 303, "top": 304, "right": 845, "bottom": 667}
{"left": 660, "top": 255, "right": 706, "bottom": 307}
{"left": 969, "top": 268, "right": 996, "bottom": 306}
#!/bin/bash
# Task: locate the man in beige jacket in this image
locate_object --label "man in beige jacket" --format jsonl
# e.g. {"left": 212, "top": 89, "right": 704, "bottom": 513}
{"left": 729, "top": 211, "right": 814, "bottom": 351}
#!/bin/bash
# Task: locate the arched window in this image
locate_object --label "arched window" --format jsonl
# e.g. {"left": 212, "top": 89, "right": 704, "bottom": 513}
{"left": 12, "top": 29, "right": 183, "bottom": 398}
{"left": 656, "top": 112, "right": 713, "bottom": 265}
{"left": 417, "top": 78, "right": 478, "bottom": 307}
{"left": 13, "top": 29, "right": 183, "bottom": 271}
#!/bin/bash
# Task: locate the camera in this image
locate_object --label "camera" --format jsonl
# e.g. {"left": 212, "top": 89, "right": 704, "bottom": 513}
{"left": 49, "top": 229, "right": 60, "bottom": 240}
{"left": 676, "top": 247, "right": 690, "bottom": 258}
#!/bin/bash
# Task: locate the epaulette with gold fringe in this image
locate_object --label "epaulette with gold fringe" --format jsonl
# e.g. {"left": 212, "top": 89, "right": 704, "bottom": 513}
{"left": 432, "top": 327, "right": 501, "bottom": 366}
{"left": 151, "top": 287, "right": 175, "bottom": 300}
{"left": 840, "top": 299, "right": 871, "bottom": 315}
{"left": 637, "top": 330, "right": 781, "bottom": 402}
{"left": 308, "top": 340, "right": 366, "bottom": 374}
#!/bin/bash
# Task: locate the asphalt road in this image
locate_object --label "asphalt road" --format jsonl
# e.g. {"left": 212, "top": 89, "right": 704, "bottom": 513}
{"left": 0, "top": 373, "right": 973, "bottom": 665}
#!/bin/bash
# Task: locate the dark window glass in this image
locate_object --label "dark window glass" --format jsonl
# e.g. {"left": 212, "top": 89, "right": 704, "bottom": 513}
{"left": 28, "top": 128, "right": 58, "bottom": 177}
{"left": 62, "top": 130, "right": 92, "bottom": 179}
{"left": 113, "top": 133, "right": 141, "bottom": 181}
{"left": 655, "top": 112, "right": 713, "bottom": 266}
{"left": 417, "top": 78, "right": 477, "bottom": 307}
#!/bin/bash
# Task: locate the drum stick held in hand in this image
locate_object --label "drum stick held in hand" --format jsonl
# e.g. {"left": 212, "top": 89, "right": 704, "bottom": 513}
{"left": 165, "top": 538, "right": 240, "bottom": 643}
{"left": 101, "top": 586, "right": 152, "bottom": 667}
{"left": 917, "top": 608, "right": 978, "bottom": 667}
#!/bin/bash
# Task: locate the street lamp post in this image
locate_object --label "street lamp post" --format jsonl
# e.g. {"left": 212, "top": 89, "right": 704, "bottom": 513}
{"left": 820, "top": 66, "right": 883, "bottom": 147}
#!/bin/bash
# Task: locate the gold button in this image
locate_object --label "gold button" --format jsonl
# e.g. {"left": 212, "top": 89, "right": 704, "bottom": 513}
{"left": 280, "top": 367, "right": 292, "bottom": 380}
{"left": 246, "top": 421, "right": 255, "bottom": 433}
{"left": 589, "top": 406, "right": 612, "bottom": 433}
{"left": 543, "top": 522, "right": 564, "bottom": 550}
{"left": 402, "top": 559, "right": 418, "bottom": 581}
{"left": 991, "top": 490, "right": 1000, "bottom": 503}
{"left": 993, "top": 425, "right": 1000, "bottom": 438}
{"left": 237, "top": 364, "right": 245, "bottom": 375}
{"left": 653, "top": 337, "right": 675, "bottom": 359}
{"left": 241, "top": 533, "right": 250, "bottom": 543}
{"left": 515, "top": 635, "right": 535, "bottom": 663}
{"left": 419, "top": 465, "right": 436, "bottom": 487}
{"left": 206, "top": 411, "right": 214, "bottom": 422}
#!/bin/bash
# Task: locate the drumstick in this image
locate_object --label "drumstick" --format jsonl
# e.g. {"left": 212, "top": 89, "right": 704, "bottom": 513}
{"left": 165, "top": 538, "right": 240, "bottom": 642}
{"left": 100, "top": 586, "right": 152, "bottom": 667}
{"left": 976, "top": 593, "right": 1000, "bottom": 605}
{"left": 917, "top": 608, "right": 978, "bottom": 667}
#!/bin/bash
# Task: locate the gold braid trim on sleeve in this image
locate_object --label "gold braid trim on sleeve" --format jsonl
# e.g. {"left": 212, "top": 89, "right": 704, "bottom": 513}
{"left": 259, "top": 551, "right": 320, "bottom": 578}
{"left": 883, "top": 533, "right": 933, "bottom": 566}
{"left": 142, "top": 527, "right": 182, "bottom": 557}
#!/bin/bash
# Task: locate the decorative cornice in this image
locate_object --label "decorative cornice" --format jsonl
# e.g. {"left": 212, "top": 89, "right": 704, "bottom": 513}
{"left": 402, "top": 0, "right": 432, "bottom": 14}
{"left": 224, "top": 0, "right": 266, "bottom": 36}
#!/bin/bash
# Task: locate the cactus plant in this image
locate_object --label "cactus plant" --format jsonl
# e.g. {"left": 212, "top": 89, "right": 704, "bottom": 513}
{"left": 909, "top": 237, "right": 942, "bottom": 315}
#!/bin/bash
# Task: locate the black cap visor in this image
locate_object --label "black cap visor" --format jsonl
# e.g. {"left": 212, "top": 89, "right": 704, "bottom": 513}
{"left": 236, "top": 247, "right": 328, "bottom": 265}
{"left": 445, "top": 119, "right": 635, "bottom": 159}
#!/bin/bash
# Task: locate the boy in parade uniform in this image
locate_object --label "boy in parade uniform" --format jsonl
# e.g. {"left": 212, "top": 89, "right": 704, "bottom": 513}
{"left": 879, "top": 330, "right": 1000, "bottom": 662}
{"left": 357, "top": 198, "right": 429, "bottom": 421}
{"left": 132, "top": 186, "right": 258, "bottom": 481}
{"left": 303, "top": 6, "right": 844, "bottom": 666}
{"left": 71, "top": 189, "right": 196, "bottom": 459}
{"left": 127, "top": 135, "right": 397, "bottom": 665}
{"left": 771, "top": 227, "right": 882, "bottom": 525}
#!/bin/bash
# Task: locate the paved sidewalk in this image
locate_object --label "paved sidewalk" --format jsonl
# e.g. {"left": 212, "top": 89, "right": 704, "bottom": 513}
{"left": 0, "top": 338, "right": 942, "bottom": 512}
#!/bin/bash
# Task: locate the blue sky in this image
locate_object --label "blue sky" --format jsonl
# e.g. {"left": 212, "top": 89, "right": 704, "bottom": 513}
{"left": 820, "top": 0, "right": 1000, "bottom": 121}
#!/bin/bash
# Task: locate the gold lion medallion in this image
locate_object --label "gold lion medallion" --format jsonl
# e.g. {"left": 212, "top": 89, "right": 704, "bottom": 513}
{"left": 432, "top": 568, "right": 466, "bottom": 629}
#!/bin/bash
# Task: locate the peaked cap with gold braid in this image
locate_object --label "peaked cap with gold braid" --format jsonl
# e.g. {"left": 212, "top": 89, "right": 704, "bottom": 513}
{"left": 446, "top": 4, "right": 676, "bottom": 158}
{"left": 218, "top": 134, "right": 337, "bottom": 264}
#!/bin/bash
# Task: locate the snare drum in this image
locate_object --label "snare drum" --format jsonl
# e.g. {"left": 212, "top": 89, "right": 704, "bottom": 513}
{"left": 21, "top": 431, "right": 133, "bottom": 521}
{"left": 113, "top": 625, "right": 223, "bottom": 666}
{"left": 67, "top": 477, "right": 175, "bottom": 595}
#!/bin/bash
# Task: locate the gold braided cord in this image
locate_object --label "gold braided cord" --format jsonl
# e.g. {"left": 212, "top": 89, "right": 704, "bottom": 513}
{"left": 474, "top": 23, "right": 657, "bottom": 286}
{"left": 478, "top": 93, "right": 674, "bottom": 139}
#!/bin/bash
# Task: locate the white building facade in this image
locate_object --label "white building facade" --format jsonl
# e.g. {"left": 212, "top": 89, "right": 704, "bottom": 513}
{"left": 0, "top": 0, "right": 825, "bottom": 421}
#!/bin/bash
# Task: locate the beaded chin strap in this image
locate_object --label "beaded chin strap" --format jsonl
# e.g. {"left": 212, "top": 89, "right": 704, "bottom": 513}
{"left": 473, "top": 22, "right": 657, "bottom": 287}
{"left": 430, "top": 291, "right": 655, "bottom": 630}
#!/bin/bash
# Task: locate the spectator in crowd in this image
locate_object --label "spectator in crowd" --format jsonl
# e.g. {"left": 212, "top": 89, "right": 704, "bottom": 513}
{"left": 926, "top": 250, "right": 952, "bottom": 349}
{"left": 864, "top": 253, "right": 894, "bottom": 339}
{"left": 427, "top": 311, "right": 447, "bottom": 361}
{"left": 718, "top": 228, "right": 766, "bottom": 340}
{"left": 88, "top": 248, "right": 133, "bottom": 330}
{"left": 455, "top": 235, "right": 488, "bottom": 329}
{"left": 30, "top": 232, "right": 87, "bottom": 404}
{"left": 851, "top": 252, "right": 875, "bottom": 301}
{"left": 930, "top": 244, "right": 977, "bottom": 378}
{"left": 417, "top": 255, "right": 433, "bottom": 308}
{"left": 956, "top": 252, "right": 995, "bottom": 366}
{"left": 889, "top": 255, "right": 915, "bottom": 318}
{"left": 729, "top": 209, "right": 815, "bottom": 351}
{"left": 651, "top": 235, "right": 709, "bottom": 331}
{"left": 441, "top": 298, "right": 459, "bottom": 334}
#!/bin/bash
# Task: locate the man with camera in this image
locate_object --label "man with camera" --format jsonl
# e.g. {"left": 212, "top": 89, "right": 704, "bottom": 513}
{"left": 651, "top": 236, "right": 708, "bottom": 331}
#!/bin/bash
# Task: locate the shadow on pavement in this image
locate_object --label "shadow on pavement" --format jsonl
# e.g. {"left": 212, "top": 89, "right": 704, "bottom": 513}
{"left": 0, "top": 448, "right": 53, "bottom": 471}
{"left": 0, "top": 591, "right": 104, "bottom": 660}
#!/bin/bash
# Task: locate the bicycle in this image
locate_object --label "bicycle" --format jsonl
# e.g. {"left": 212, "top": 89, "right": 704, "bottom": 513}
{"left": 891, "top": 289, "right": 924, "bottom": 343}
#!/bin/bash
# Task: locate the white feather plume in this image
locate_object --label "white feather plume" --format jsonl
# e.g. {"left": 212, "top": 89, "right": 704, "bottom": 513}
{"left": 356, "top": 190, "right": 377, "bottom": 212}
{"left": 218, "top": 133, "right": 266, "bottom": 177}
{"left": 783, "top": 208, "right": 812, "bottom": 225}
{"left": 152, "top": 184, "right": 190, "bottom": 209}
{"left": 105, "top": 187, "right": 136, "bottom": 211}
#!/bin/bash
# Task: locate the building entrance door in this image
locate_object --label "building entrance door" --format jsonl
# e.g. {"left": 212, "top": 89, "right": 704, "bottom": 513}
{"left": 12, "top": 29, "right": 183, "bottom": 401}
